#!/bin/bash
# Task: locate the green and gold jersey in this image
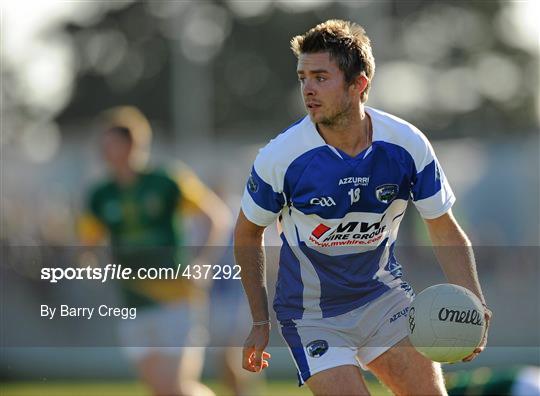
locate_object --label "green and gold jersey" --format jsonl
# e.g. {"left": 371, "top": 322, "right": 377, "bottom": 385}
{"left": 87, "top": 168, "right": 195, "bottom": 307}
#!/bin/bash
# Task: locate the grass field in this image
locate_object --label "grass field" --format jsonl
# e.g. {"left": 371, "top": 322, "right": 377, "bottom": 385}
{"left": 0, "top": 380, "right": 391, "bottom": 396}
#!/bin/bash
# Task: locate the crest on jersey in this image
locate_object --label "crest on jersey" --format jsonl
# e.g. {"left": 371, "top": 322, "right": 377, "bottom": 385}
{"left": 247, "top": 174, "right": 258, "bottom": 193}
{"left": 306, "top": 340, "right": 329, "bottom": 358}
{"left": 375, "top": 184, "right": 399, "bottom": 204}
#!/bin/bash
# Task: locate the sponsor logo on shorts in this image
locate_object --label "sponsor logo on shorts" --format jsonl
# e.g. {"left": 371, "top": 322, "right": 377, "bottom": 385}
{"left": 375, "top": 184, "right": 399, "bottom": 204}
{"left": 400, "top": 282, "right": 414, "bottom": 297}
{"left": 306, "top": 340, "right": 329, "bottom": 358}
{"left": 389, "top": 307, "right": 409, "bottom": 324}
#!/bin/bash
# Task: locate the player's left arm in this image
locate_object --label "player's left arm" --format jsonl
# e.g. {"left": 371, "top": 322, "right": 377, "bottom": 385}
{"left": 78, "top": 212, "right": 108, "bottom": 245}
{"left": 177, "top": 169, "right": 233, "bottom": 265}
{"left": 424, "top": 209, "right": 492, "bottom": 361}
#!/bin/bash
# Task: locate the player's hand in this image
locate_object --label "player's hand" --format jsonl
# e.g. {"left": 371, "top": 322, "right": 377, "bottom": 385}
{"left": 242, "top": 324, "right": 271, "bottom": 372}
{"left": 462, "top": 305, "right": 492, "bottom": 362}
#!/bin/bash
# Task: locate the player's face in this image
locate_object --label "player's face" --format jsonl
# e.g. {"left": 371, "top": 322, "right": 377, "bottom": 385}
{"left": 101, "top": 131, "right": 132, "bottom": 170}
{"left": 297, "top": 52, "right": 357, "bottom": 127}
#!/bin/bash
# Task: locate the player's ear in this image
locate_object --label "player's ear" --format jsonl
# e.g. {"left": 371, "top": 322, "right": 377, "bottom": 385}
{"left": 353, "top": 74, "right": 369, "bottom": 97}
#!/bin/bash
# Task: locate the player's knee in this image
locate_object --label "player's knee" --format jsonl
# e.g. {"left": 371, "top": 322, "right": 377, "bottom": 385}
{"left": 146, "top": 375, "right": 181, "bottom": 396}
{"left": 368, "top": 342, "right": 447, "bottom": 395}
{"left": 400, "top": 362, "right": 446, "bottom": 396}
{"left": 137, "top": 353, "right": 182, "bottom": 396}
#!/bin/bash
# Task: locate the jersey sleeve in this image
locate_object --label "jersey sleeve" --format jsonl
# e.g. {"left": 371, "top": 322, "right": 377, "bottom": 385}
{"left": 174, "top": 166, "right": 214, "bottom": 214}
{"left": 79, "top": 187, "right": 107, "bottom": 244}
{"left": 241, "top": 148, "right": 286, "bottom": 227}
{"left": 410, "top": 136, "right": 456, "bottom": 219}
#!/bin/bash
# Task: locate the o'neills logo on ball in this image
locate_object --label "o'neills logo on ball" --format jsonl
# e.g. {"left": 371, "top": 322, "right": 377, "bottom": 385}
{"left": 438, "top": 308, "right": 483, "bottom": 326}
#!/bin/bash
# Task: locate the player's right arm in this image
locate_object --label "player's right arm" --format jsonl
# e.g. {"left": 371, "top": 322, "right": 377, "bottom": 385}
{"left": 234, "top": 210, "right": 271, "bottom": 372}
{"left": 235, "top": 139, "right": 288, "bottom": 373}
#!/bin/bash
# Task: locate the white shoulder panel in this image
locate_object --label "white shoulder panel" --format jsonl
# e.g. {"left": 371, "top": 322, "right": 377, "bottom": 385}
{"left": 367, "top": 107, "right": 436, "bottom": 173}
{"left": 253, "top": 116, "right": 326, "bottom": 192}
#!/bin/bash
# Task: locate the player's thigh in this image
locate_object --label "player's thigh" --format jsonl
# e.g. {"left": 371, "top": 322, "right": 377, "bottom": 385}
{"left": 366, "top": 337, "right": 447, "bottom": 396}
{"left": 306, "top": 365, "right": 370, "bottom": 396}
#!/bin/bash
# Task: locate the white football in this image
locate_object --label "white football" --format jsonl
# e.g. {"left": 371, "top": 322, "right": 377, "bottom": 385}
{"left": 407, "top": 284, "right": 486, "bottom": 363}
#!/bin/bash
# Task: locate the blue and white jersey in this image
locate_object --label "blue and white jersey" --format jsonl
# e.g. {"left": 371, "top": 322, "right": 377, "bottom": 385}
{"left": 241, "top": 107, "right": 455, "bottom": 321}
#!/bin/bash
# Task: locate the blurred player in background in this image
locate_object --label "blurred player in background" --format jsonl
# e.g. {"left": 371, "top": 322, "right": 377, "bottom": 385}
{"left": 234, "top": 20, "right": 492, "bottom": 395}
{"left": 209, "top": 184, "right": 266, "bottom": 396}
{"left": 79, "top": 106, "right": 232, "bottom": 396}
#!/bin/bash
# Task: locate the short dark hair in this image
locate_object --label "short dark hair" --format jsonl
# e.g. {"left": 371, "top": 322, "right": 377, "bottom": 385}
{"left": 291, "top": 19, "right": 375, "bottom": 102}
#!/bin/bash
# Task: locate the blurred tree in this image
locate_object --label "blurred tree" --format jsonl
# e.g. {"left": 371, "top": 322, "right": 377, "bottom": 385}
{"left": 57, "top": 2, "right": 172, "bottom": 131}
{"left": 4, "top": 0, "right": 535, "bottom": 142}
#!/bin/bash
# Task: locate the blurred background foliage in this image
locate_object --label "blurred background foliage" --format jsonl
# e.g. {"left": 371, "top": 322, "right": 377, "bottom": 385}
{"left": 2, "top": 0, "right": 538, "bottom": 152}
{"left": 1, "top": 0, "right": 539, "bottom": 246}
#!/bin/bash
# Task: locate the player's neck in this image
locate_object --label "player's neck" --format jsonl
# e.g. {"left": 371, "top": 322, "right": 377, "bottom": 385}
{"left": 112, "top": 165, "right": 138, "bottom": 186}
{"left": 317, "top": 106, "right": 372, "bottom": 157}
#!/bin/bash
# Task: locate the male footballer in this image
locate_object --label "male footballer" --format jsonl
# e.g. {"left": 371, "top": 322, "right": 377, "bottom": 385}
{"left": 234, "top": 20, "right": 491, "bottom": 395}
